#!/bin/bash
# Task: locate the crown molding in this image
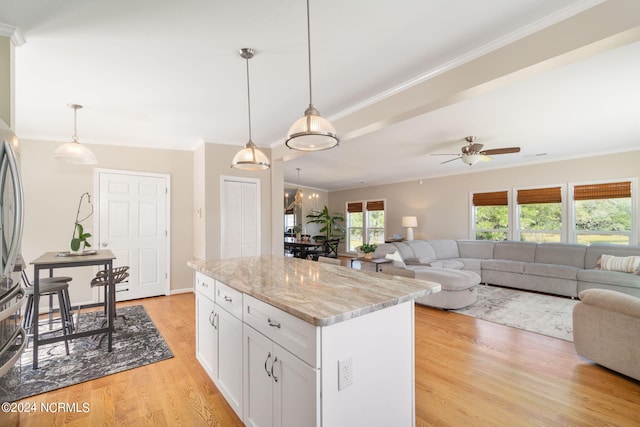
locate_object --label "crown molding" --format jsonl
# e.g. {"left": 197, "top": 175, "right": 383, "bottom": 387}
{"left": 0, "top": 23, "right": 25, "bottom": 47}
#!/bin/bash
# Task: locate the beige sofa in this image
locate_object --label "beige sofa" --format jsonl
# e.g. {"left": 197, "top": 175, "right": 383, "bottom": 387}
{"left": 374, "top": 240, "right": 640, "bottom": 299}
{"left": 573, "top": 289, "right": 640, "bottom": 381}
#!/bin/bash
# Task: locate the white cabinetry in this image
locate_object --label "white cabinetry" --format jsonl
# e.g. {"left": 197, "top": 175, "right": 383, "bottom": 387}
{"left": 195, "top": 272, "right": 243, "bottom": 419}
{"left": 243, "top": 298, "right": 320, "bottom": 427}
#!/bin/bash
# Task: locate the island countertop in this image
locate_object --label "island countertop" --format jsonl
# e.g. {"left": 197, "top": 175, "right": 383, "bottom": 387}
{"left": 188, "top": 255, "right": 441, "bottom": 326}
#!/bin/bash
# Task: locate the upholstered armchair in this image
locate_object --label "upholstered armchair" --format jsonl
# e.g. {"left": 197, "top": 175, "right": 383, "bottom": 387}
{"left": 573, "top": 288, "right": 640, "bottom": 381}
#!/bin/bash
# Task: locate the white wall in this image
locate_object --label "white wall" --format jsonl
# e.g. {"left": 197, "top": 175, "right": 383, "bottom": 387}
{"left": 329, "top": 150, "right": 640, "bottom": 248}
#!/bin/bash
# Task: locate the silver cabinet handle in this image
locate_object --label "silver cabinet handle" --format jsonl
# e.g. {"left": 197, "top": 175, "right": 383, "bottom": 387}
{"left": 200, "top": 279, "right": 208, "bottom": 288}
{"left": 208, "top": 310, "right": 215, "bottom": 327}
{"left": 264, "top": 352, "right": 272, "bottom": 377}
{"left": 224, "top": 296, "right": 233, "bottom": 302}
{"left": 268, "top": 318, "right": 281, "bottom": 328}
{"left": 271, "top": 356, "right": 279, "bottom": 382}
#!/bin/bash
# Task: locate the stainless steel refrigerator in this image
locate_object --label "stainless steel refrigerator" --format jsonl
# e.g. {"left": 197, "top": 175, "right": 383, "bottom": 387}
{"left": 0, "top": 121, "right": 25, "bottom": 379}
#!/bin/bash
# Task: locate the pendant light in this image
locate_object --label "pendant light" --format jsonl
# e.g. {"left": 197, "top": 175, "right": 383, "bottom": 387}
{"left": 231, "top": 48, "right": 270, "bottom": 170}
{"left": 52, "top": 104, "right": 97, "bottom": 165}
{"left": 285, "top": 0, "right": 339, "bottom": 151}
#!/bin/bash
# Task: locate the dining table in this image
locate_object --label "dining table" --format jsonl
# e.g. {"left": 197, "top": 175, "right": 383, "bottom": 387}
{"left": 29, "top": 249, "right": 116, "bottom": 369}
{"left": 284, "top": 237, "right": 324, "bottom": 259}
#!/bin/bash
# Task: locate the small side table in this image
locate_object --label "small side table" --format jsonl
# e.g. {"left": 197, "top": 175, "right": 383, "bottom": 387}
{"left": 350, "top": 257, "right": 392, "bottom": 272}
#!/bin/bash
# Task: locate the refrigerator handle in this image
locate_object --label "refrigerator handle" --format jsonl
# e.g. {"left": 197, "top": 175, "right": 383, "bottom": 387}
{"left": 2, "top": 140, "right": 24, "bottom": 277}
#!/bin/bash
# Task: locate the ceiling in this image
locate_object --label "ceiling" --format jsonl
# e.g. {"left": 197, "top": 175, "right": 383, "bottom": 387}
{"left": 2, "top": 0, "right": 639, "bottom": 191}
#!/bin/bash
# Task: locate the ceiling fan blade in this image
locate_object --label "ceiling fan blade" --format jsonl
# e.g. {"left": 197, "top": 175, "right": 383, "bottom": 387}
{"left": 481, "top": 147, "right": 521, "bottom": 155}
{"left": 469, "top": 143, "right": 484, "bottom": 152}
{"left": 440, "top": 156, "right": 461, "bottom": 164}
{"left": 479, "top": 155, "right": 492, "bottom": 162}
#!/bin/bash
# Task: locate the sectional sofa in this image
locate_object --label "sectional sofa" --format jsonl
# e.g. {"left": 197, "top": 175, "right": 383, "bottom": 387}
{"left": 372, "top": 240, "right": 640, "bottom": 305}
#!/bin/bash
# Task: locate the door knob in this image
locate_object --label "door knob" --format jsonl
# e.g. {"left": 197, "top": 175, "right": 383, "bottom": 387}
{"left": 101, "top": 243, "right": 108, "bottom": 247}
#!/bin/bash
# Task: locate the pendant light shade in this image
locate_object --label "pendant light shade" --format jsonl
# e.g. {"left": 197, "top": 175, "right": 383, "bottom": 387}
{"left": 52, "top": 104, "right": 97, "bottom": 165}
{"left": 231, "top": 48, "right": 270, "bottom": 171}
{"left": 285, "top": 0, "right": 339, "bottom": 151}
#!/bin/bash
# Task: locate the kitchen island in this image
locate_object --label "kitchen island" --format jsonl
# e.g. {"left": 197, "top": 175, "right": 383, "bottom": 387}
{"left": 189, "top": 255, "right": 440, "bottom": 426}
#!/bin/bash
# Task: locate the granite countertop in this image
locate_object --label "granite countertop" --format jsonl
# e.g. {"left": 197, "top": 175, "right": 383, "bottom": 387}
{"left": 188, "top": 255, "right": 441, "bottom": 326}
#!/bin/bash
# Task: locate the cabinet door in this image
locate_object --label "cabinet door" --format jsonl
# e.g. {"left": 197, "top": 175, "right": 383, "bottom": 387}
{"left": 196, "top": 293, "right": 218, "bottom": 380}
{"left": 244, "top": 325, "right": 274, "bottom": 427}
{"left": 273, "top": 344, "right": 320, "bottom": 427}
{"left": 217, "top": 305, "right": 243, "bottom": 420}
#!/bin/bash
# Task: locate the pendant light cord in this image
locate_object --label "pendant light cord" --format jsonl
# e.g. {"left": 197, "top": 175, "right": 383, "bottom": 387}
{"left": 306, "top": 0, "right": 313, "bottom": 106}
{"left": 245, "top": 55, "right": 253, "bottom": 142}
{"left": 72, "top": 107, "right": 79, "bottom": 142}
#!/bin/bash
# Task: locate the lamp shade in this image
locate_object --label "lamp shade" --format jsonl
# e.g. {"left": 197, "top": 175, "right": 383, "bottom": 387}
{"left": 402, "top": 216, "right": 418, "bottom": 228}
{"left": 52, "top": 141, "right": 97, "bottom": 165}
{"left": 285, "top": 105, "right": 339, "bottom": 151}
{"left": 231, "top": 141, "right": 270, "bottom": 171}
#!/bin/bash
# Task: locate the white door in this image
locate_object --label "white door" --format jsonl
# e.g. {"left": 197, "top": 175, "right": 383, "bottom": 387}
{"left": 196, "top": 293, "right": 218, "bottom": 380}
{"left": 222, "top": 177, "right": 260, "bottom": 258}
{"left": 97, "top": 169, "right": 170, "bottom": 300}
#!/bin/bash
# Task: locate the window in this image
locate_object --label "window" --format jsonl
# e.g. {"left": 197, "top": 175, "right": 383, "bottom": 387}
{"left": 516, "top": 187, "right": 562, "bottom": 242}
{"left": 472, "top": 191, "right": 509, "bottom": 241}
{"left": 571, "top": 181, "right": 633, "bottom": 245}
{"left": 347, "top": 200, "right": 385, "bottom": 252}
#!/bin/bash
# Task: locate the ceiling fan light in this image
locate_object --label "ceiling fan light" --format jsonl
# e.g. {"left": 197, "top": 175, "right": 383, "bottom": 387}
{"left": 231, "top": 140, "right": 270, "bottom": 171}
{"left": 461, "top": 153, "right": 480, "bottom": 166}
{"left": 286, "top": 105, "right": 339, "bottom": 151}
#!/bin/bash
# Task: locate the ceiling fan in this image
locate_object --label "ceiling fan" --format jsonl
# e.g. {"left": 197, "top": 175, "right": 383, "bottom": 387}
{"left": 433, "top": 136, "right": 521, "bottom": 165}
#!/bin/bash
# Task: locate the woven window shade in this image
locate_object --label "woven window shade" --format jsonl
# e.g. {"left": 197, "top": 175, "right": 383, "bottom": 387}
{"left": 473, "top": 191, "right": 508, "bottom": 207}
{"left": 574, "top": 181, "right": 631, "bottom": 200}
{"left": 366, "top": 200, "right": 385, "bottom": 211}
{"left": 517, "top": 187, "right": 561, "bottom": 205}
{"left": 347, "top": 202, "right": 363, "bottom": 213}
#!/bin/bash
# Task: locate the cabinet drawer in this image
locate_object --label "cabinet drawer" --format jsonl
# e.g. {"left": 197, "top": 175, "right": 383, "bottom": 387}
{"left": 195, "top": 272, "right": 216, "bottom": 301}
{"left": 244, "top": 294, "right": 319, "bottom": 368}
{"left": 216, "top": 280, "right": 243, "bottom": 319}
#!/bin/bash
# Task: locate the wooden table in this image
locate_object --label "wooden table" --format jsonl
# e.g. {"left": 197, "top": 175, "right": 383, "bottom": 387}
{"left": 350, "top": 257, "right": 392, "bottom": 272}
{"left": 284, "top": 238, "right": 324, "bottom": 259}
{"left": 30, "top": 250, "right": 116, "bottom": 369}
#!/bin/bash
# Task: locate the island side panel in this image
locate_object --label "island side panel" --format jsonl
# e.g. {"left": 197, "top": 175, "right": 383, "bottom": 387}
{"left": 320, "top": 300, "right": 415, "bottom": 426}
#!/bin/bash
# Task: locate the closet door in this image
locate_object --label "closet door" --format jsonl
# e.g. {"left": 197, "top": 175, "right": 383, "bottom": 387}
{"left": 222, "top": 177, "right": 260, "bottom": 258}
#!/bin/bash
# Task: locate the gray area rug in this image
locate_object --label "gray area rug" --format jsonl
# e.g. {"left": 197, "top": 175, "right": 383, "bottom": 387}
{"left": 0, "top": 305, "right": 173, "bottom": 402}
{"left": 454, "top": 285, "right": 578, "bottom": 341}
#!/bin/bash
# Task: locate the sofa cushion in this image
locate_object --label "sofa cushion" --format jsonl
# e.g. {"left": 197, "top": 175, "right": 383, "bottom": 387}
{"left": 578, "top": 269, "right": 640, "bottom": 288}
{"left": 584, "top": 244, "right": 640, "bottom": 269}
{"left": 534, "top": 243, "right": 586, "bottom": 269}
{"left": 384, "top": 251, "right": 406, "bottom": 268}
{"left": 599, "top": 254, "right": 640, "bottom": 273}
{"left": 428, "top": 240, "right": 460, "bottom": 259}
{"left": 493, "top": 241, "right": 537, "bottom": 262}
{"left": 426, "top": 260, "right": 465, "bottom": 270}
{"left": 457, "top": 240, "right": 496, "bottom": 259}
{"left": 404, "top": 240, "right": 437, "bottom": 260}
{"left": 482, "top": 259, "right": 525, "bottom": 274}
{"left": 524, "top": 263, "right": 578, "bottom": 280}
{"left": 372, "top": 243, "right": 399, "bottom": 259}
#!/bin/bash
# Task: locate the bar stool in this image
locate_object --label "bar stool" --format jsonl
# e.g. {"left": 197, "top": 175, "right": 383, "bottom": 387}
{"left": 21, "top": 271, "right": 75, "bottom": 355}
{"left": 77, "top": 266, "right": 130, "bottom": 327}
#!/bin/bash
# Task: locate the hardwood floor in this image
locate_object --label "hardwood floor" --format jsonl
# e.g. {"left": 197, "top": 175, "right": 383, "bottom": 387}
{"left": 8, "top": 293, "right": 640, "bottom": 426}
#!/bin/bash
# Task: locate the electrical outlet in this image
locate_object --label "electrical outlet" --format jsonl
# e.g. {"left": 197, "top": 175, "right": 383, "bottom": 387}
{"left": 338, "top": 356, "right": 353, "bottom": 390}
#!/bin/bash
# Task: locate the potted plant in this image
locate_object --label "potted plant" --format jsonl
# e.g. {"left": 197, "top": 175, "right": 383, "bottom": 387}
{"left": 293, "top": 224, "right": 303, "bottom": 241}
{"left": 359, "top": 243, "right": 377, "bottom": 260}
{"left": 306, "top": 206, "right": 345, "bottom": 241}
{"left": 70, "top": 192, "right": 93, "bottom": 254}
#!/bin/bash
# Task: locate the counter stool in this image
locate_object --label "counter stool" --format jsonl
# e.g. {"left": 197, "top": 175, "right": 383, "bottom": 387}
{"left": 77, "top": 266, "right": 130, "bottom": 328}
{"left": 21, "top": 271, "right": 75, "bottom": 355}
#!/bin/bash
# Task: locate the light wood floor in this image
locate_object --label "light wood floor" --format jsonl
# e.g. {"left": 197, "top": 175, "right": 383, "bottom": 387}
{"left": 7, "top": 293, "right": 640, "bottom": 426}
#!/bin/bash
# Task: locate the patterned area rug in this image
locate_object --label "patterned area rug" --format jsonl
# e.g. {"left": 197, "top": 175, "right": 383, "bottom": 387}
{"left": 454, "top": 285, "right": 579, "bottom": 341}
{"left": 0, "top": 305, "right": 173, "bottom": 402}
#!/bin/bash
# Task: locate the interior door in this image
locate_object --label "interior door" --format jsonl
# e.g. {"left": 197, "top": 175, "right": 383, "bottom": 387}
{"left": 222, "top": 177, "right": 260, "bottom": 258}
{"left": 97, "top": 169, "right": 169, "bottom": 300}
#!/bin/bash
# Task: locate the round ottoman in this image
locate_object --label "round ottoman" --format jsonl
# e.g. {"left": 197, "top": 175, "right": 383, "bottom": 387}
{"left": 411, "top": 267, "right": 480, "bottom": 309}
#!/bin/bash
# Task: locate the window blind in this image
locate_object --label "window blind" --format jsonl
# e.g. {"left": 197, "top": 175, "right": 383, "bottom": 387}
{"left": 347, "top": 202, "right": 363, "bottom": 213}
{"left": 472, "top": 191, "right": 508, "bottom": 206}
{"left": 366, "top": 200, "right": 385, "bottom": 211}
{"left": 517, "top": 187, "right": 561, "bottom": 204}
{"left": 574, "top": 181, "right": 631, "bottom": 200}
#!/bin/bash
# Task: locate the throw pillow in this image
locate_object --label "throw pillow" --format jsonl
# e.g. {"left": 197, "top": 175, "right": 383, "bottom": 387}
{"left": 598, "top": 254, "right": 640, "bottom": 273}
{"left": 385, "top": 251, "right": 406, "bottom": 269}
